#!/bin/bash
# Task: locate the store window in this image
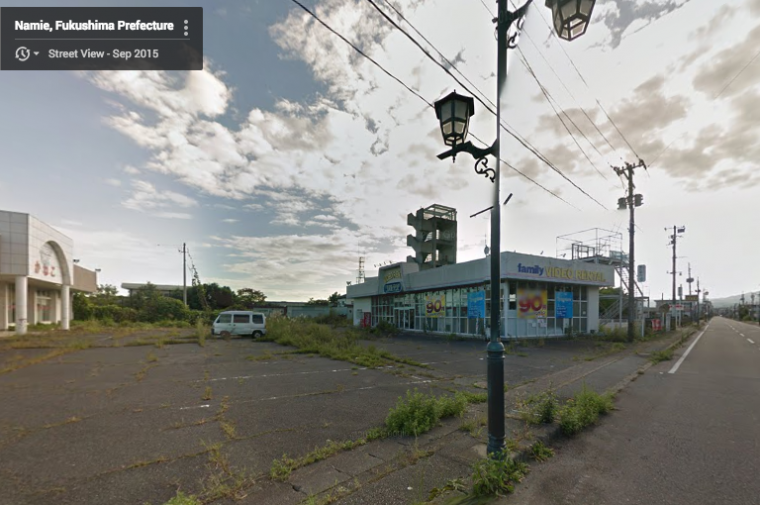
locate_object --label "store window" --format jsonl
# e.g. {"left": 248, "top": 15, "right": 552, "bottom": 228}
{"left": 36, "top": 290, "right": 53, "bottom": 323}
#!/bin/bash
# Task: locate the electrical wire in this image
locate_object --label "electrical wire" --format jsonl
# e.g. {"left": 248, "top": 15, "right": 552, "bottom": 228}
{"left": 469, "top": 131, "right": 579, "bottom": 209}
{"left": 288, "top": 0, "right": 433, "bottom": 108}
{"left": 524, "top": 1, "right": 641, "bottom": 160}
{"left": 287, "top": 0, "right": 583, "bottom": 206}
{"left": 519, "top": 51, "right": 608, "bottom": 181}
{"left": 363, "top": 0, "right": 607, "bottom": 209}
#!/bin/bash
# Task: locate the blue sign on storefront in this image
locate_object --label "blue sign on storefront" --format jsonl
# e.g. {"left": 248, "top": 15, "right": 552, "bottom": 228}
{"left": 384, "top": 282, "right": 403, "bottom": 294}
{"left": 467, "top": 291, "right": 486, "bottom": 318}
{"left": 555, "top": 291, "right": 573, "bottom": 319}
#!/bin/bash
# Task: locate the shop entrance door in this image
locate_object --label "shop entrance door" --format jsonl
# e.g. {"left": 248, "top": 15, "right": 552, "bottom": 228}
{"left": 394, "top": 308, "right": 415, "bottom": 331}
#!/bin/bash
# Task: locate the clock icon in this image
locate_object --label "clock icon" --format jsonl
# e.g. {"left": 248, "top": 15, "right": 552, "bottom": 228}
{"left": 15, "top": 46, "right": 31, "bottom": 62}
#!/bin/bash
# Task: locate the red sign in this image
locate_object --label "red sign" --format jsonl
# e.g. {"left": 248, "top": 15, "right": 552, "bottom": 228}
{"left": 362, "top": 312, "right": 372, "bottom": 328}
{"left": 651, "top": 319, "right": 662, "bottom": 331}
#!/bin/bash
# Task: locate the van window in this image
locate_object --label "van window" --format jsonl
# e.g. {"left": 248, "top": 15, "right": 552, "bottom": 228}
{"left": 233, "top": 314, "right": 250, "bottom": 323}
{"left": 252, "top": 314, "right": 264, "bottom": 324}
{"left": 218, "top": 314, "right": 232, "bottom": 324}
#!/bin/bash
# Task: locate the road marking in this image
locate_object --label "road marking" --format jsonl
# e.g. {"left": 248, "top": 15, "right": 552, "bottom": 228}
{"left": 180, "top": 404, "right": 210, "bottom": 410}
{"left": 749, "top": 338, "right": 755, "bottom": 344}
{"left": 669, "top": 325, "right": 709, "bottom": 375}
{"left": 740, "top": 333, "right": 745, "bottom": 337}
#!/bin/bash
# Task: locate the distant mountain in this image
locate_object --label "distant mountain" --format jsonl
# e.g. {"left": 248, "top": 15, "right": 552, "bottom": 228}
{"left": 709, "top": 293, "right": 758, "bottom": 308}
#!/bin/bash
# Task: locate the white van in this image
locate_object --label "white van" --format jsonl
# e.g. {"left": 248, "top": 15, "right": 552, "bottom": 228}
{"left": 211, "top": 311, "right": 266, "bottom": 338}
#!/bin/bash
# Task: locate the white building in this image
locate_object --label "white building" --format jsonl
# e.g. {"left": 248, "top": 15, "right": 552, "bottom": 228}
{"left": 346, "top": 251, "right": 615, "bottom": 339}
{"left": 0, "top": 211, "right": 98, "bottom": 335}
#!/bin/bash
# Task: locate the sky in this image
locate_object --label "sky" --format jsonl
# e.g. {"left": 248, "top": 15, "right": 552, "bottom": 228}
{"left": 1, "top": 0, "right": 759, "bottom": 302}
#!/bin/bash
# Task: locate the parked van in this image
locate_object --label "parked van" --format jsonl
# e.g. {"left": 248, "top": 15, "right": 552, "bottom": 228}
{"left": 211, "top": 311, "right": 266, "bottom": 338}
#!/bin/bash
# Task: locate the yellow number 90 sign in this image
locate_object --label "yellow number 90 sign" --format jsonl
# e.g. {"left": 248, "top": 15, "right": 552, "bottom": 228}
{"left": 425, "top": 295, "right": 446, "bottom": 318}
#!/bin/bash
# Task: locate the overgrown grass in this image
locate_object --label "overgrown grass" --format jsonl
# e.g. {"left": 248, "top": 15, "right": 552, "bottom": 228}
{"left": 384, "top": 390, "right": 470, "bottom": 437}
{"left": 530, "top": 441, "right": 554, "bottom": 462}
{"left": 558, "top": 385, "right": 615, "bottom": 436}
{"left": 261, "top": 317, "right": 422, "bottom": 368}
{"left": 519, "top": 388, "right": 559, "bottom": 424}
{"left": 161, "top": 490, "right": 202, "bottom": 505}
{"left": 270, "top": 437, "right": 373, "bottom": 481}
{"left": 650, "top": 348, "right": 674, "bottom": 364}
{"left": 471, "top": 453, "right": 528, "bottom": 497}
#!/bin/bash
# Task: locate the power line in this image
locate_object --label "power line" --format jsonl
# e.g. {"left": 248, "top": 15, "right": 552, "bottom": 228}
{"left": 286, "top": 0, "right": 576, "bottom": 205}
{"left": 519, "top": 51, "right": 608, "bottom": 181}
{"left": 469, "top": 131, "right": 580, "bottom": 210}
{"left": 288, "top": 0, "right": 432, "bottom": 107}
{"left": 525, "top": 1, "right": 641, "bottom": 160}
{"left": 364, "top": 0, "right": 607, "bottom": 209}
{"left": 515, "top": 17, "right": 622, "bottom": 162}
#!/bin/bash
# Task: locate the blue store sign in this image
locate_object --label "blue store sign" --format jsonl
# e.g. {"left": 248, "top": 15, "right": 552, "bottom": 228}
{"left": 555, "top": 291, "right": 573, "bottom": 319}
{"left": 467, "top": 291, "right": 486, "bottom": 318}
{"left": 384, "top": 282, "right": 403, "bottom": 294}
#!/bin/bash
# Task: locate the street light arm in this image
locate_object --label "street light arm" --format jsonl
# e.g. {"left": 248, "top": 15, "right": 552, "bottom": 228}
{"left": 437, "top": 140, "right": 499, "bottom": 182}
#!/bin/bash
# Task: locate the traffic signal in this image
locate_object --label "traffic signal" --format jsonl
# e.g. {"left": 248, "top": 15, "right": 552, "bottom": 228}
{"left": 634, "top": 194, "right": 643, "bottom": 207}
{"left": 617, "top": 197, "right": 627, "bottom": 210}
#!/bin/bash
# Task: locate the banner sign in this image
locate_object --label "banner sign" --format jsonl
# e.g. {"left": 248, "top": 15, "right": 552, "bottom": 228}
{"left": 380, "top": 266, "right": 404, "bottom": 294}
{"left": 517, "top": 289, "right": 547, "bottom": 319}
{"left": 425, "top": 294, "right": 446, "bottom": 318}
{"left": 555, "top": 291, "right": 573, "bottom": 319}
{"left": 467, "top": 291, "right": 485, "bottom": 319}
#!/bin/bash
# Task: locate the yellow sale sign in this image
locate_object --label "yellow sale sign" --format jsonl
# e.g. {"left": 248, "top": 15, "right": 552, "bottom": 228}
{"left": 517, "top": 289, "right": 547, "bottom": 319}
{"left": 425, "top": 295, "right": 446, "bottom": 318}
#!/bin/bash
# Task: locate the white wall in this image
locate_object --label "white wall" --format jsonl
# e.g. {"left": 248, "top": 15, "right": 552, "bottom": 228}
{"left": 587, "top": 286, "right": 600, "bottom": 333}
{"left": 0, "top": 212, "right": 30, "bottom": 276}
{"left": 351, "top": 298, "right": 371, "bottom": 326}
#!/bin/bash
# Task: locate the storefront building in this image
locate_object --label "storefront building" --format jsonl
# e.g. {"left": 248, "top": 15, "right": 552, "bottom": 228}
{"left": 346, "top": 251, "right": 615, "bottom": 339}
{"left": 0, "top": 211, "right": 98, "bottom": 335}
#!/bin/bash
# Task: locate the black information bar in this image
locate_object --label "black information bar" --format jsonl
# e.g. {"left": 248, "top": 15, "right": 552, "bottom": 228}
{"left": 1, "top": 7, "right": 203, "bottom": 71}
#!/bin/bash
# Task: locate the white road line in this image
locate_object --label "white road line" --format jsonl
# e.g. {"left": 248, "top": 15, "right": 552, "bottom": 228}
{"left": 669, "top": 325, "right": 709, "bottom": 375}
{"left": 740, "top": 333, "right": 745, "bottom": 337}
{"left": 748, "top": 338, "right": 755, "bottom": 344}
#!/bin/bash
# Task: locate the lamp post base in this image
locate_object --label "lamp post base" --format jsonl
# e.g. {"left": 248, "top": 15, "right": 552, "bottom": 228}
{"left": 486, "top": 338, "right": 506, "bottom": 457}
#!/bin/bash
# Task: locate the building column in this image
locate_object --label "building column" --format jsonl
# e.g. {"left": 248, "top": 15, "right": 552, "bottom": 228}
{"left": 15, "top": 276, "right": 28, "bottom": 336}
{"left": 61, "top": 285, "right": 70, "bottom": 330}
{"left": 0, "top": 283, "right": 7, "bottom": 330}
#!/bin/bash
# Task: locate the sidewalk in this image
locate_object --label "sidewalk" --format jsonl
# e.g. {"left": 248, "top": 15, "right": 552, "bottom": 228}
{"left": 232, "top": 326, "right": 700, "bottom": 505}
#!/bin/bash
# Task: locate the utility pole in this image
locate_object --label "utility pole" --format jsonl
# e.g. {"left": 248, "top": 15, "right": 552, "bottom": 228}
{"left": 696, "top": 277, "right": 701, "bottom": 323}
{"left": 182, "top": 243, "right": 187, "bottom": 306}
{"left": 615, "top": 159, "right": 645, "bottom": 342}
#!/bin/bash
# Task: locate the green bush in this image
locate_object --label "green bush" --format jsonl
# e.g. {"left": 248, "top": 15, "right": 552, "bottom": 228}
{"left": 313, "top": 312, "right": 350, "bottom": 326}
{"left": 372, "top": 319, "right": 399, "bottom": 337}
{"left": 533, "top": 390, "right": 559, "bottom": 424}
{"left": 471, "top": 453, "right": 528, "bottom": 497}
{"left": 138, "top": 297, "right": 190, "bottom": 323}
{"left": 91, "top": 305, "right": 138, "bottom": 323}
{"left": 385, "top": 390, "right": 467, "bottom": 436}
{"left": 558, "top": 385, "right": 614, "bottom": 436}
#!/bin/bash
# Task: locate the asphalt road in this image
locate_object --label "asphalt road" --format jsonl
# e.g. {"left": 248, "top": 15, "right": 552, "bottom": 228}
{"left": 508, "top": 317, "right": 760, "bottom": 505}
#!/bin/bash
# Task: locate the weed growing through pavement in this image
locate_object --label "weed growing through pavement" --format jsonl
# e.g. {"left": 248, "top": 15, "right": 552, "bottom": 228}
{"left": 471, "top": 452, "right": 528, "bottom": 497}
{"left": 530, "top": 441, "right": 554, "bottom": 462}
{"left": 270, "top": 436, "right": 374, "bottom": 481}
{"left": 160, "top": 490, "right": 202, "bottom": 505}
{"left": 261, "top": 317, "right": 425, "bottom": 369}
{"left": 558, "top": 384, "right": 615, "bottom": 436}
{"left": 202, "top": 386, "right": 213, "bottom": 401}
{"left": 649, "top": 348, "right": 674, "bottom": 364}
{"left": 385, "top": 390, "right": 470, "bottom": 437}
{"left": 519, "top": 387, "right": 559, "bottom": 424}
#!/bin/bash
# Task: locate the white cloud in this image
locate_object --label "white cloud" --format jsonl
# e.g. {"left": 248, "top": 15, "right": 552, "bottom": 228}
{"left": 123, "top": 165, "right": 140, "bottom": 175}
{"left": 105, "top": 178, "right": 122, "bottom": 187}
{"left": 222, "top": 218, "right": 238, "bottom": 223}
{"left": 122, "top": 180, "right": 198, "bottom": 212}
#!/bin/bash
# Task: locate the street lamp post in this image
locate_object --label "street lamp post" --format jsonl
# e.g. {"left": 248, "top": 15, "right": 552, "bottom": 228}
{"left": 432, "top": 0, "right": 597, "bottom": 458}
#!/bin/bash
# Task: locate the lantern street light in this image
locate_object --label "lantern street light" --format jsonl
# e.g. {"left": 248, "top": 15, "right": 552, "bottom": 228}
{"left": 546, "top": 0, "right": 597, "bottom": 41}
{"left": 431, "top": 0, "right": 596, "bottom": 459}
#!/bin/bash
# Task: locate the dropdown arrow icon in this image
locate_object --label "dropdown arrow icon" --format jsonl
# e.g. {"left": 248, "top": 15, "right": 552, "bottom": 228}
{"left": 33, "top": 51, "right": 39, "bottom": 56}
